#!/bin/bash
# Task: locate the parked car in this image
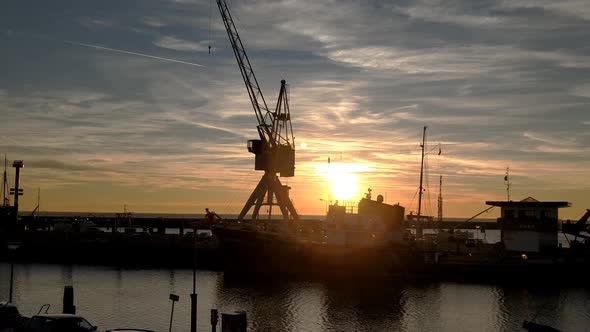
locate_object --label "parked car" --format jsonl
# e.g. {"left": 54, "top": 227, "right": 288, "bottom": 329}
{"left": 25, "top": 314, "right": 97, "bottom": 332}
{"left": 0, "top": 302, "right": 26, "bottom": 332}
{"left": 106, "top": 330, "right": 155, "bottom": 332}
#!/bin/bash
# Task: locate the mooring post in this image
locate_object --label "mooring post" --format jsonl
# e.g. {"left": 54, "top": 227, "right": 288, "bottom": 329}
{"left": 7, "top": 242, "right": 21, "bottom": 303}
{"left": 190, "top": 293, "right": 197, "bottom": 332}
{"left": 221, "top": 311, "right": 247, "bottom": 332}
{"left": 63, "top": 286, "right": 75, "bottom": 314}
{"left": 210, "top": 309, "right": 218, "bottom": 332}
{"left": 8, "top": 261, "right": 14, "bottom": 303}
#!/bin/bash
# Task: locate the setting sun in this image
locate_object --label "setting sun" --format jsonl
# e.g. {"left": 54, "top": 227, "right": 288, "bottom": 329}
{"left": 316, "top": 162, "right": 371, "bottom": 201}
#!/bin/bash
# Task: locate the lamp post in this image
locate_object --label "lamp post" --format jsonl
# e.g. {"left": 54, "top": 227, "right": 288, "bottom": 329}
{"left": 190, "top": 227, "right": 197, "bottom": 332}
{"left": 320, "top": 199, "right": 328, "bottom": 214}
{"left": 7, "top": 242, "right": 21, "bottom": 303}
{"left": 169, "top": 293, "right": 179, "bottom": 332}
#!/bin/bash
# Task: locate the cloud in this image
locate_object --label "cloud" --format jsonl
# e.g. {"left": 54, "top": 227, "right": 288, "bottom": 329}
{"left": 153, "top": 36, "right": 209, "bottom": 52}
{"left": 523, "top": 132, "right": 577, "bottom": 146}
{"left": 142, "top": 17, "right": 166, "bottom": 28}
{"left": 2, "top": 0, "right": 590, "bottom": 217}
{"left": 324, "top": 45, "right": 590, "bottom": 75}
{"left": 501, "top": 0, "right": 590, "bottom": 21}
{"left": 570, "top": 84, "right": 590, "bottom": 98}
{"left": 26, "top": 159, "right": 108, "bottom": 172}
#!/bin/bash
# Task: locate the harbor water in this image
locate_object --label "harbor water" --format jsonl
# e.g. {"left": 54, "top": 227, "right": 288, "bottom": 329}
{"left": 1, "top": 263, "right": 589, "bottom": 331}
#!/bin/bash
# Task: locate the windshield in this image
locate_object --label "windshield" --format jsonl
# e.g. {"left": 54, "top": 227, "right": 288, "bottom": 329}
{"left": 54, "top": 317, "right": 93, "bottom": 331}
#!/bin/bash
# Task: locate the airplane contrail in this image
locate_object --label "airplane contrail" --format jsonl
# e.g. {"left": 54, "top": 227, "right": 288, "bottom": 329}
{"left": 64, "top": 40, "right": 206, "bottom": 68}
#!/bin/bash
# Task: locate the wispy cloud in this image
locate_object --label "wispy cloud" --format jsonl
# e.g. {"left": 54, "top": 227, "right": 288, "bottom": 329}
{"left": 153, "top": 36, "right": 209, "bottom": 52}
{"left": 1, "top": 0, "right": 589, "bottom": 218}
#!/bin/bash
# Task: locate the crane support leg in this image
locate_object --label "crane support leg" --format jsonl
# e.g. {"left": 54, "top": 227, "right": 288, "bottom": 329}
{"left": 238, "top": 172, "right": 299, "bottom": 221}
{"left": 252, "top": 187, "right": 267, "bottom": 219}
{"left": 238, "top": 176, "right": 268, "bottom": 221}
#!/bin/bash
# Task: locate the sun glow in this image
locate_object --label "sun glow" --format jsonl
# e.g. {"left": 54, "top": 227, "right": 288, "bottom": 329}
{"left": 316, "top": 162, "right": 371, "bottom": 201}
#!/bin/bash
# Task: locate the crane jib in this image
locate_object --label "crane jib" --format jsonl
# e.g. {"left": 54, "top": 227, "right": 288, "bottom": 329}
{"left": 216, "top": 0, "right": 275, "bottom": 144}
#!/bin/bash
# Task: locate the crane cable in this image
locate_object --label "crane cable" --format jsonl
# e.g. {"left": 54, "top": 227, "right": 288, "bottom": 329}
{"left": 208, "top": 0, "right": 212, "bottom": 54}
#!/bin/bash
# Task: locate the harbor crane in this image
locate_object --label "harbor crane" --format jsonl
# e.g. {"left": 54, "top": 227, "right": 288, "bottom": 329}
{"left": 216, "top": 0, "right": 299, "bottom": 221}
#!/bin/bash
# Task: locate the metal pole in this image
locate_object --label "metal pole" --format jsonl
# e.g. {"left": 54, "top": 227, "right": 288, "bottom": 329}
{"left": 191, "top": 228, "right": 197, "bottom": 332}
{"left": 417, "top": 126, "right": 426, "bottom": 219}
{"left": 13, "top": 163, "right": 21, "bottom": 217}
{"left": 169, "top": 300, "right": 175, "bottom": 332}
{"left": 416, "top": 126, "right": 426, "bottom": 239}
{"left": 2, "top": 155, "right": 7, "bottom": 207}
{"left": 9, "top": 261, "right": 14, "bottom": 303}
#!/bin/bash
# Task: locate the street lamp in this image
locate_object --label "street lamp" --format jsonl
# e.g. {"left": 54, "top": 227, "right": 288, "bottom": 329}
{"left": 7, "top": 242, "right": 21, "bottom": 303}
{"left": 190, "top": 229, "right": 197, "bottom": 332}
{"left": 169, "top": 293, "right": 179, "bottom": 332}
{"left": 319, "top": 199, "right": 328, "bottom": 214}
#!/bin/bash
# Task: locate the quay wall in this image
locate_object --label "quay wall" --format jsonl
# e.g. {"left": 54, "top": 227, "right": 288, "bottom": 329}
{"left": 0, "top": 231, "right": 221, "bottom": 269}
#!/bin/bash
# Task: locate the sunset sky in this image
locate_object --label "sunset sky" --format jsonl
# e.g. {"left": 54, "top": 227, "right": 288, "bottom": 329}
{"left": 1, "top": 0, "right": 589, "bottom": 219}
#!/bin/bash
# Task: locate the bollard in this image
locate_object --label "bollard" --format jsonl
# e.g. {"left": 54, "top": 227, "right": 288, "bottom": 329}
{"left": 190, "top": 293, "right": 197, "bottom": 332}
{"left": 63, "top": 286, "right": 76, "bottom": 314}
{"left": 221, "top": 311, "right": 247, "bottom": 332}
{"left": 210, "top": 309, "right": 219, "bottom": 332}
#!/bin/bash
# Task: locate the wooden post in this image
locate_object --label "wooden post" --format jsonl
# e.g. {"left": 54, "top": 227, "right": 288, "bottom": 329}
{"left": 63, "top": 286, "right": 76, "bottom": 314}
{"left": 211, "top": 309, "right": 218, "bottom": 332}
{"left": 221, "top": 311, "right": 247, "bottom": 332}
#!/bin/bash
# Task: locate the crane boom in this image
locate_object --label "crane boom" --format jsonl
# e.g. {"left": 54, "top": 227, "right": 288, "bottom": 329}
{"left": 216, "top": 0, "right": 275, "bottom": 146}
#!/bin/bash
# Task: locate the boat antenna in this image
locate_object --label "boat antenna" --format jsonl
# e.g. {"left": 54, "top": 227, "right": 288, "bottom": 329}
{"left": 437, "top": 175, "right": 443, "bottom": 222}
{"left": 504, "top": 166, "right": 511, "bottom": 201}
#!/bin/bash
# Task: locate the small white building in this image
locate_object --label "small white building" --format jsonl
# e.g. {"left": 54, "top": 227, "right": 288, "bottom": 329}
{"left": 486, "top": 197, "right": 569, "bottom": 253}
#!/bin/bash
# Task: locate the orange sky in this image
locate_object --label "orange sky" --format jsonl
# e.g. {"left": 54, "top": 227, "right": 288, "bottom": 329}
{"left": 2, "top": 0, "right": 590, "bottom": 220}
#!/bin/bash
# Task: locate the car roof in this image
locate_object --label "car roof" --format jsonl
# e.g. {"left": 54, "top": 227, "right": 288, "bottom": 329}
{"left": 33, "top": 314, "right": 86, "bottom": 319}
{"left": 0, "top": 302, "right": 17, "bottom": 307}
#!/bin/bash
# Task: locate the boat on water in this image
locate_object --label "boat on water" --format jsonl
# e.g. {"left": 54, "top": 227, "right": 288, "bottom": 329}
{"left": 212, "top": 124, "right": 590, "bottom": 280}
{"left": 213, "top": 189, "right": 421, "bottom": 278}
{"left": 213, "top": 194, "right": 590, "bottom": 280}
{"left": 0, "top": 158, "right": 21, "bottom": 232}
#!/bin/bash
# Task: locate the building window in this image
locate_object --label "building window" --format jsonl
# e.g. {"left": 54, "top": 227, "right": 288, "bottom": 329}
{"left": 504, "top": 209, "right": 514, "bottom": 219}
{"left": 524, "top": 210, "right": 535, "bottom": 218}
{"left": 540, "top": 209, "right": 556, "bottom": 220}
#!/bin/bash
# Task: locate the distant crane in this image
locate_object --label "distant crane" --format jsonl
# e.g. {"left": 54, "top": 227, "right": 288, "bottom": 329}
{"left": 216, "top": 0, "right": 298, "bottom": 221}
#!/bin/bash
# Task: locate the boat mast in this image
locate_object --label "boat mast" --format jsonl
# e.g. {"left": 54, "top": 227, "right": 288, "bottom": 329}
{"left": 505, "top": 166, "right": 511, "bottom": 201}
{"left": 2, "top": 155, "right": 8, "bottom": 207}
{"left": 437, "top": 175, "right": 443, "bottom": 222}
{"left": 417, "top": 126, "right": 427, "bottom": 220}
